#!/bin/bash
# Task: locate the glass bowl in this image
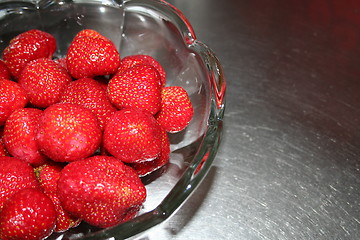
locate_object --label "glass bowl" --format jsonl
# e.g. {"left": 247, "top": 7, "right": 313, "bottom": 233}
{"left": 0, "top": 0, "right": 226, "bottom": 239}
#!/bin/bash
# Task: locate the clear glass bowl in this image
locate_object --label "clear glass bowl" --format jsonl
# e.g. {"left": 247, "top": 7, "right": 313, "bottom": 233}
{"left": 0, "top": 0, "right": 226, "bottom": 239}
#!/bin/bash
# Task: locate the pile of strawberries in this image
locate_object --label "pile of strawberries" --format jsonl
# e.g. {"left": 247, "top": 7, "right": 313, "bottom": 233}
{"left": 0, "top": 29, "right": 193, "bottom": 240}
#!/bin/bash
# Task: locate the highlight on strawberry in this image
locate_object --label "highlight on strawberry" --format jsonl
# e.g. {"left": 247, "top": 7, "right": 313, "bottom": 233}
{"left": 0, "top": 28, "right": 194, "bottom": 239}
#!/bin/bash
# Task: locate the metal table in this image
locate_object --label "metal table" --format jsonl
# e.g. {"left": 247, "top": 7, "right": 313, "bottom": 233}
{"left": 143, "top": 0, "right": 360, "bottom": 239}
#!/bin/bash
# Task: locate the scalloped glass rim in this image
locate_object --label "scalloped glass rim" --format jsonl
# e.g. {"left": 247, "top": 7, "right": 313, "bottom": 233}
{"left": 0, "top": 0, "right": 226, "bottom": 239}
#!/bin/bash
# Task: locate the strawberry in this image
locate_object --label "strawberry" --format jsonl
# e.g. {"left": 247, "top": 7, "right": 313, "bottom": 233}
{"left": 117, "top": 54, "right": 166, "bottom": 86}
{"left": 2, "top": 29, "right": 56, "bottom": 79}
{"left": 103, "top": 108, "right": 162, "bottom": 163}
{"left": 0, "top": 78, "right": 28, "bottom": 126}
{"left": 0, "top": 156, "right": 40, "bottom": 210}
{"left": 18, "top": 58, "right": 72, "bottom": 108}
{"left": 73, "top": 29, "right": 110, "bottom": 41}
{"left": 107, "top": 64, "right": 162, "bottom": 115}
{"left": 156, "top": 86, "right": 194, "bottom": 133}
{"left": 57, "top": 155, "right": 146, "bottom": 228}
{"left": 0, "top": 188, "right": 57, "bottom": 240}
{"left": 36, "top": 103, "right": 102, "bottom": 162}
{"left": 3, "top": 108, "right": 48, "bottom": 166}
{"left": 66, "top": 31, "right": 120, "bottom": 79}
{"left": 129, "top": 126, "right": 170, "bottom": 177}
{"left": 34, "top": 163, "right": 81, "bottom": 232}
{"left": 60, "top": 78, "right": 117, "bottom": 130}
{"left": 0, "top": 60, "right": 11, "bottom": 80}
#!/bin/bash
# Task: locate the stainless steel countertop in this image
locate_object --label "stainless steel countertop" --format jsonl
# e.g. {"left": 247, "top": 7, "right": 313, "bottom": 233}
{"left": 141, "top": 0, "right": 360, "bottom": 239}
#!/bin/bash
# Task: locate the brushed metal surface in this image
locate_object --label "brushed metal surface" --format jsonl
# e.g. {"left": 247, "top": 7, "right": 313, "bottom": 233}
{"left": 140, "top": 0, "right": 360, "bottom": 239}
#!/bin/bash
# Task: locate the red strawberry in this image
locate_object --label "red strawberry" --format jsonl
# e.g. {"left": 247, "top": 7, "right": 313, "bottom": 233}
{"left": 36, "top": 103, "right": 102, "bottom": 162}
{"left": 0, "top": 188, "right": 57, "bottom": 240}
{"left": 0, "top": 156, "right": 40, "bottom": 210}
{"left": 60, "top": 78, "right": 117, "bottom": 130}
{"left": 18, "top": 58, "right": 72, "bottom": 108}
{"left": 0, "top": 60, "right": 11, "bottom": 80}
{"left": 0, "top": 78, "right": 28, "bottom": 126}
{"left": 2, "top": 29, "right": 56, "bottom": 79}
{"left": 129, "top": 126, "right": 170, "bottom": 177}
{"left": 66, "top": 31, "right": 120, "bottom": 79}
{"left": 73, "top": 29, "right": 110, "bottom": 41}
{"left": 34, "top": 163, "right": 81, "bottom": 232}
{"left": 107, "top": 64, "right": 162, "bottom": 115}
{"left": 156, "top": 86, "right": 193, "bottom": 133}
{"left": 103, "top": 108, "right": 162, "bottom": 163}
{"left": 3, "top": 108, "right": 47, "bottom": 166}
{"left": 57, "top": 155, "right": 146, "bottom": 228}
{"left": 117, "top": 54, "right": 166, "bottom": 86}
